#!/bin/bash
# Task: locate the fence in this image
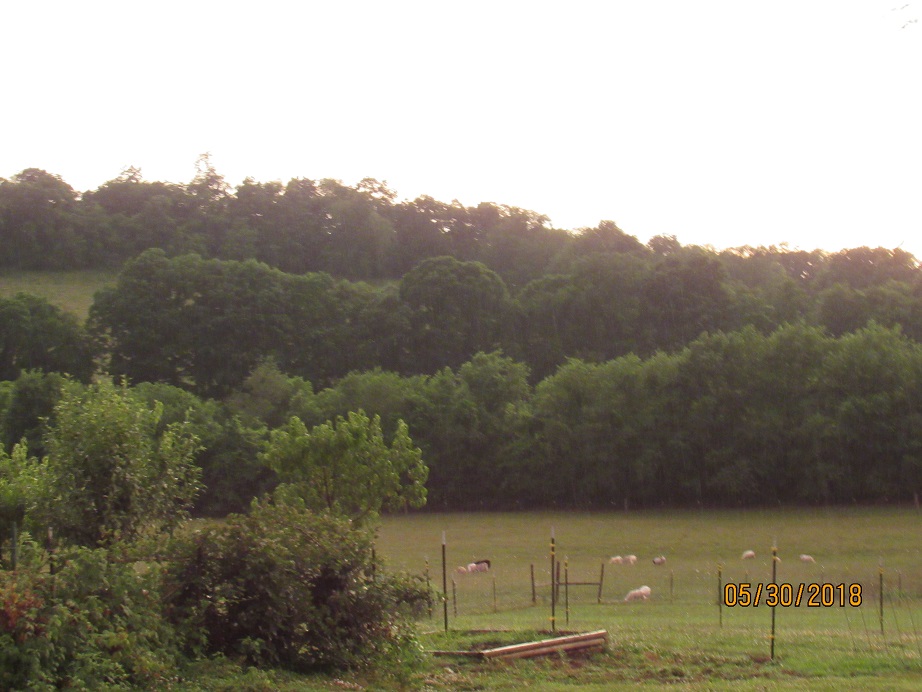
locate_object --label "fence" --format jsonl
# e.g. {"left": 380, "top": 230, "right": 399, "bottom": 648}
{"left": 421, "top": 532, "right": 922, "bottom": 668}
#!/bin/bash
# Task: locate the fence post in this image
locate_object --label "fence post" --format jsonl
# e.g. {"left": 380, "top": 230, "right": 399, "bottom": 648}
{"left": 718, "top": 563, "right": 723, "bottom": 628}
{"left": 879, "top": 561, "right": 885, "bottom": 635}
{"left": 597, "top": 562, "right": 605, "bottom": 604}
{"left": 564, "top": 557, "right": 570, "bottom": 626}
{"left": 556, "top": 561, "right": 562, "bottom": 602}
{"left": 770, "top": 546, "right": 778, "bottom": 662}
{"left": 550, "top": 527, "right": 556, "bottom": 633}
{"left": 425, "top": 558, "right": 432, "bottom": 619}
{"left": 531, "top": 564, "right": 536, "bottom": 605}
{"left": 441, "top": 532, "right": 448, "bottom": 632}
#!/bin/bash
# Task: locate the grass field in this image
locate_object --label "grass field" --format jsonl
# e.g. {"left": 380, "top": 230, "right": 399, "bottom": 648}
{"left": 359, "top": 508, "right": 922, "bottom": 690}
{"left": 0, "top": 269, "right": 116, "bottom": 320}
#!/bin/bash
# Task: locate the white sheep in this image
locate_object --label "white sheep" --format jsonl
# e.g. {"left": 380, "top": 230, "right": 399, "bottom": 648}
{"left": 799, "top": 554, "right": 816, "bottom": 563}
{"left": 456, "top": 565, "right": 469, "bottom": 574}
{"left": 624, "top": 585, "right": 652, "bottom": 602}
{"left": 609, "top": 555, "right": 624, "bottom": 564}
{"left": 741, "top": 550, "right": 756, "bottom": 560}
{"left": 652, "top": 555, "right": 666, "bottom": 565}
{"left": 625, "top": 554, "right": 638, "bottom": 565}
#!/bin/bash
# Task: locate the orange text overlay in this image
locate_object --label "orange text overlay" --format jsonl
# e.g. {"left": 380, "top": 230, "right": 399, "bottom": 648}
{"left": 723, "top": 582, "right": 862, "bottom": 608}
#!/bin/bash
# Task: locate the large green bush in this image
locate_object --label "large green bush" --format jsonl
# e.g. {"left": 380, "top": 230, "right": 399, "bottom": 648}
{"left": 162, "top": 500, "right": 428, "bottom": 673}
{"left": 0, "top": 544, "right": 180, "bottom": 690}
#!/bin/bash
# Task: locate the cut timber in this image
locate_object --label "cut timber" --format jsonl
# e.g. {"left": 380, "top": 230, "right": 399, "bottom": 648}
{"left": 481, "top": 630, "right": 608, "bottom": 660}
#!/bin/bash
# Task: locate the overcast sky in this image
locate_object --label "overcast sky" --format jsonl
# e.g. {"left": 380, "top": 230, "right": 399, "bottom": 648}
{"left": 3, "top": 1, "right": 920, "bottom": 257}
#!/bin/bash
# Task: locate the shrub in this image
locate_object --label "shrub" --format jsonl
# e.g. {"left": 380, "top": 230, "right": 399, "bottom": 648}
{"left": 0, "top": 543, "right": 180, "bottom": 690}
{"left": 162, "top": 500, "right": 428, "bottom": 673}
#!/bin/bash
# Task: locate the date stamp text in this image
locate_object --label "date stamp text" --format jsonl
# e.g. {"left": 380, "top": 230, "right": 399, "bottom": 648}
{"left": 723, "top": 582, "right": 862, "bottom": 607}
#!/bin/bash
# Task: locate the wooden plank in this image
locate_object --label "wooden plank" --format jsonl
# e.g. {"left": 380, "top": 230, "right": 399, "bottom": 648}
{"left": 481, "top": 630, "right": 608, "bottom": 660}
{"left": 491, "top": 638, "right": 607, "bottom": 661}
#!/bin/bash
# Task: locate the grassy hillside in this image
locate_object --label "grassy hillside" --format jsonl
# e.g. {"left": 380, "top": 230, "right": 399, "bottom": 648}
{"left": 0, "top": 269, "right": 117, "bottom": 320}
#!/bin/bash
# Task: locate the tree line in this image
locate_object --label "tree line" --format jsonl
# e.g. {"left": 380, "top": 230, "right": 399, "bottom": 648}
{"left": 3, "top": 161, "right": 922, "bottom": 511}
{"left": 1, "top": 161, "right": 583, "bottom": 284}
{"left": 4, "top": 322, "right": 922, "bottom": 512}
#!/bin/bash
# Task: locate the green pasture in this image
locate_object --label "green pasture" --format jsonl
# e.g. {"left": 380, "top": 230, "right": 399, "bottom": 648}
{"left": 0, "top": 269, "right": 115, "bottom": 319}
{"left": 367, "top": 508, "right": 922, "bottom": 690}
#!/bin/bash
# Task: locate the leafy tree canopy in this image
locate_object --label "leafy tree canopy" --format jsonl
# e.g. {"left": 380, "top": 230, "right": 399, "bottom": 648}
{"left": 261, "top": 410, "right": 427, "bottom": 525}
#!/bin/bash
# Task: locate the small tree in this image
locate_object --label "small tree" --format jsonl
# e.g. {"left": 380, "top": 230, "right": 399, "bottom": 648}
{"left": 31, "top": 379, "right": 202, "bottom": 548}
{"left": 261, "top": 410, "right": 428, "bottom": 524}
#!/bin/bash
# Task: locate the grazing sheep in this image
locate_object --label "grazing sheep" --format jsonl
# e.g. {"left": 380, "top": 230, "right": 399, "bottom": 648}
{"left": 466, "top": 560, "right": 491, "bottom": 573}
{"left": 652, "top": 555, "right": 666, "bottom": 565}
{"left": 625, "top": 554, "right": 638, "bottom": 565}
{"left": 741, "top": 550, "right": 756, "bottom": 560}
{"left": 624, "top": 585, "right": 652, "bottom": 602}
{"left": 609, "top": 555, "right": 624, "bottom": 564}
{"left": 456, "top": 565, "right": 469, "bottom": 574}
{"left": 799, "top": 554, "right": 816, "bottom": 563}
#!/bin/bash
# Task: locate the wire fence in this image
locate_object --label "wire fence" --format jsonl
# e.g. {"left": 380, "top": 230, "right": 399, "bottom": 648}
{"left": 421, "top": 549, "right": 922, "bottom": 667}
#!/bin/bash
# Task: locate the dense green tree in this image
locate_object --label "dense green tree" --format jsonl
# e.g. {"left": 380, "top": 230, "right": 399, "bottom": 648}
{"left": 314, "top": 368, "right": 424, "bottom": 436}
{"left": 0, "top": 293, "right": 95, "bottom": 381}
{"left": 642, "top": 250, "right": 733, "bottom": 350}
{"left": 814, "top": 323, "right": 922, "bottom": 502}
{"left": 399, "top": 256, "right": 511, "bottom": 372}
{"left": 389, "top": 196, "right": 453, "bottom": 275}
{"left": 816, "top": 246, "right": 919, "bottom": 290}
{"left": 1, "top": 370, "right": 67, "bottom": 457}
{"left": 261, "top": 410, "right": 427, "bottom": 525}
{"left": 316, "top": 178, "right": 396, "bottom": 279}
{"left": 30, "top": 379, "right": 202, "bottom": 548}
{"left": 573, "top": 220, "right": 647, "bottom": 256}
{"left": 0, "top": 169, "right": 78, "bottom": 268}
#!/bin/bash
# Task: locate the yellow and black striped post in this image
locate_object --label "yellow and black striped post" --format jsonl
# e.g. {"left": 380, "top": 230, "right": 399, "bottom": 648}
{"left": 441, "top": 531, "right": 448, "bottom": 632}
{"left": 550, "top": 527, "right": 556, "bottom": 633}
{"left": 770, "top": 545, "right": 778, "bottom": 661}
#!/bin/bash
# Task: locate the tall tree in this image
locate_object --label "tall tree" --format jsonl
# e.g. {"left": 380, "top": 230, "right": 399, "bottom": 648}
{"left": 399, "top": 256, "right": 511, "bottom": 372}
{"left": 0, "top": 293, "right": 95, "bottom": 381}
{"left": 30, "top": 379, "right": 202, "bottom": 548}
{"left": 261, "top": 410, "right": 428, "bottom": 525}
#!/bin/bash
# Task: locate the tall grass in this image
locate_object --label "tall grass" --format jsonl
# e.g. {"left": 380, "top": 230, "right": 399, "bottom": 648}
{"left": 0, "top": 269, "right": 116, "bottom": 320}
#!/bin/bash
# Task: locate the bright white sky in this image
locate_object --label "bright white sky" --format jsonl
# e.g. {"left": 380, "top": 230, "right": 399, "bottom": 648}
{"left": 3, "top": 1, "right": 920, "bottom": 258}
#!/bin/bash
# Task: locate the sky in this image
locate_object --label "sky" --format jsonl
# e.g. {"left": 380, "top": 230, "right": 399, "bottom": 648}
{"left": 3, "top": 1, "right": 921, "bottom": 258}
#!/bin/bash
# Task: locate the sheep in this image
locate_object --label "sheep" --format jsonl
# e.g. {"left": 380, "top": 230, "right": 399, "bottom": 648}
{"left": 741, "top": 550, "right": 756, "bottom": 560}
{"left": 652, "top": 555, "right": 666, "bottom": 565}
{"left": 625, "top": 554, "right": 638, "bottom": 565}
{"left": 609, "top": 555, "right": 624, "bottom": 564}
{"left": 466, "top": 559, "right": 491, "bottom": 573}
{"left": 799, "top": 554, "right": 816, "bottom": 563}
{"left": 456, "top": 565, "right": 469, "bottom": 574}
{"left": 624, "top": 585, "right": 652, "bottom": 602}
